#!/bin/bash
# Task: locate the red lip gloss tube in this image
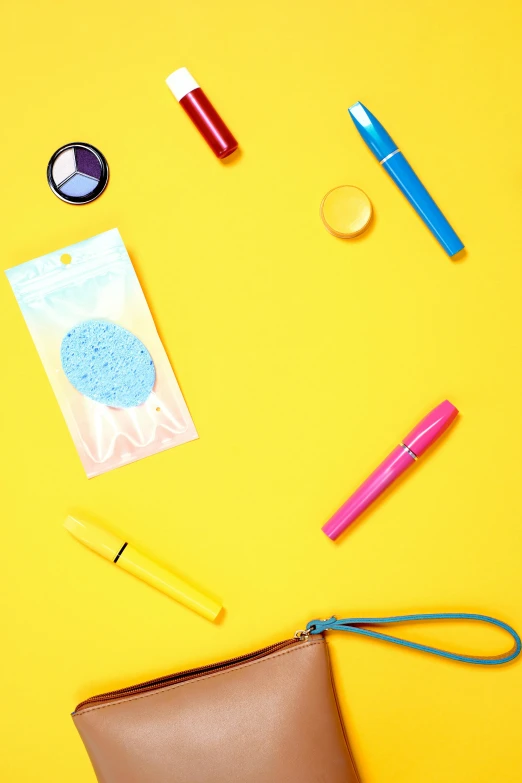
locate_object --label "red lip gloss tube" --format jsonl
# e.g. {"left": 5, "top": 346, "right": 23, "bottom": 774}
{"left": 166, "top": 67, "right": 239, "bottom": 160}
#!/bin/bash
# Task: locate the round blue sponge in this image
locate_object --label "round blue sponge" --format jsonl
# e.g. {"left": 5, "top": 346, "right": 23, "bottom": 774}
{"left": 61, "top": 320, "right": 156, "bottom": 408}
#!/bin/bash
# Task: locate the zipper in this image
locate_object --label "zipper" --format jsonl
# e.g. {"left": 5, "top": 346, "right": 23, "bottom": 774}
{"left": 75, "top": 631, "right": 312, "bottom": 713}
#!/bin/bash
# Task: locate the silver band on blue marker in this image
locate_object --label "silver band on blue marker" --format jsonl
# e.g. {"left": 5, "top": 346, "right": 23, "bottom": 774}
{"left": 379, "top": 149, "right": 400, "bottom": 165}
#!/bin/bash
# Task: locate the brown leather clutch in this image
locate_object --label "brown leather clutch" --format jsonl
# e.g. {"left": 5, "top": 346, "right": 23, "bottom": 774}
{"left": 73, "top": 633, "right": 360, "bottom": 783}
{"left": 72, "top": 613, "right": 520, "bottom": 782}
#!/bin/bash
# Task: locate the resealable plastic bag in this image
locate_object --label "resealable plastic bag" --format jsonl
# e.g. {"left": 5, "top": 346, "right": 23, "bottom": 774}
{"left": 6, "top": 228, "right": 197, "bottom": 477}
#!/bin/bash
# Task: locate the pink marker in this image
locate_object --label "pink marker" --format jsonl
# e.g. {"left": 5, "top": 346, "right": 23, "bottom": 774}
{"left": 322, "top": 400, "right": 459, "bottom": 540}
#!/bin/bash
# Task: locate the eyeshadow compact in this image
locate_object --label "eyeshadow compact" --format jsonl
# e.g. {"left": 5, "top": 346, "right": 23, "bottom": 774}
{"left": 47, "top": 143, "right": 109, "bottom": 204}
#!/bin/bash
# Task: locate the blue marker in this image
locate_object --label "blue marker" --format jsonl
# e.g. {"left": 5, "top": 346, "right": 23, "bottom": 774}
{"left": 348, "top": 102, "right": 464, "bottom": 257}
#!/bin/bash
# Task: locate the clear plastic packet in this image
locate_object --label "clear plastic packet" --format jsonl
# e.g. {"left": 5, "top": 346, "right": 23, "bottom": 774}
{"left": 6, "top": 228, "right": 198, "bottom": 477}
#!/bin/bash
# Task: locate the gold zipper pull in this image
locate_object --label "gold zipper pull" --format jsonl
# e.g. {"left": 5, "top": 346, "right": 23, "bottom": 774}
{"left": 294, "top": 618, "right": 333, "bottom": 640}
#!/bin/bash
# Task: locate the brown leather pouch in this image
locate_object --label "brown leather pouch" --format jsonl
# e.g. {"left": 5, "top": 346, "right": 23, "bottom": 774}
{"left": 72, "top": 613, "right": 520, "bottom": 782}
{"left": 73, "top": 634, "right": 359, "bottom": 783}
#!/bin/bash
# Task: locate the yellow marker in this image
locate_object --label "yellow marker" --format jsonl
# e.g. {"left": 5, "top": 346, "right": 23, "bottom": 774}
{"left": 64, "top": 516, "right": 222, "bottom": 622}
{"left": 320, "top": 185, "right": 373, "bottom": 239}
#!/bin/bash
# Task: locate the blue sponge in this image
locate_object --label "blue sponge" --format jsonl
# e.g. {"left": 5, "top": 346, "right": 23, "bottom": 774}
{"left": 61, "top": 320, "right": 156, "bottom": 408}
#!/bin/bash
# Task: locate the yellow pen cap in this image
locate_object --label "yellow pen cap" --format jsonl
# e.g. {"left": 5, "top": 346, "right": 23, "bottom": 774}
{"left": 64, "top": 515, "right": 124, "bottom": 561}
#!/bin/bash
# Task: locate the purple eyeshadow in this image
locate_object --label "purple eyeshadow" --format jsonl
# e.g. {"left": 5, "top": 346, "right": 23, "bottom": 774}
{"left": 75, "top": 147, "right": 102, "bottom": 179}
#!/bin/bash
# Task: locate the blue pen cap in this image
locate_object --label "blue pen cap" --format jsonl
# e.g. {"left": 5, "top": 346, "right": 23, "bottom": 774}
{"left": 348, "top": 102, "right": 398, "bottom": 161}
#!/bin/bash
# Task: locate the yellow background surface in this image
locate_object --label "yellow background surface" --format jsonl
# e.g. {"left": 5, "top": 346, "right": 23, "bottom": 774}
{"left": 1, "top": 1, "right": 522, "bottom": 780}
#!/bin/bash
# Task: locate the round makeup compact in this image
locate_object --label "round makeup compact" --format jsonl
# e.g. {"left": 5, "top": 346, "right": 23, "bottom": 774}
{"left": 320, "top": 185, "right": 372, "bottom": 239}
{"left": 47, "top": 143, "right": 109, "bottom": 204}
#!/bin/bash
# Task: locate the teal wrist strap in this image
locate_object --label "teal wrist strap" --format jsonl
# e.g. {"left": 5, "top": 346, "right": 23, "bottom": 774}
{"left": 306, "top": 613, "right": 521, "bottom": 665}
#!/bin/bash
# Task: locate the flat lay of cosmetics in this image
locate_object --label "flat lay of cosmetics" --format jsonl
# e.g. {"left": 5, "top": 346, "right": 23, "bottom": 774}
{"left": 5, "top": 39, "right": 520, "bottom": 783}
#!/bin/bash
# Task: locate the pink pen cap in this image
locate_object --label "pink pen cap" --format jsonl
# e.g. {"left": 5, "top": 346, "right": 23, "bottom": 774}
{"left": 322, "top": 400, "right": 459, "bottom": 540}
{"left": 402, "top": 400, "right": 458, "bottom": 457}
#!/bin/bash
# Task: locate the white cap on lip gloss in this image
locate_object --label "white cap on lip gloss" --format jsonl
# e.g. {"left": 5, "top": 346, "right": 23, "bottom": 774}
{"left": 166, "top": 67, "right": 199, "bottom": 101}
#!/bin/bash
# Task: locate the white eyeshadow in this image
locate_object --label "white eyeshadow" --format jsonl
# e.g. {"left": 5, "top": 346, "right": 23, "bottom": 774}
{"left": 52, "top": 148, "right": 76, "bottom": 186}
